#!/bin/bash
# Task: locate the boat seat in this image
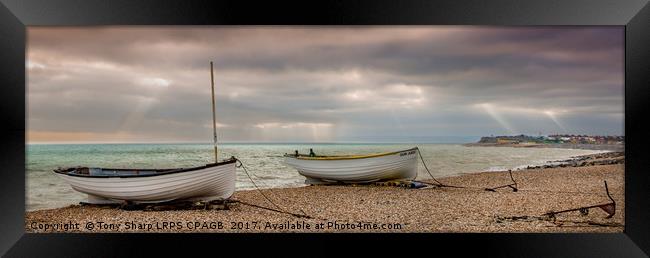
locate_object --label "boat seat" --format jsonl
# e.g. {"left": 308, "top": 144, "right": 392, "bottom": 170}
{"left": 89, "top": 168, "right": 104, "bottom": 176}
{"left": 87, "top": 168, "right": 157, "bottom": 176}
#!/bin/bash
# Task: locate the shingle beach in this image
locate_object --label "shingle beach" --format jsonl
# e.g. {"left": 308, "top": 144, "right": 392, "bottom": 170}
{"left": 26, "top": 152, "right": 624, "bottom": 233}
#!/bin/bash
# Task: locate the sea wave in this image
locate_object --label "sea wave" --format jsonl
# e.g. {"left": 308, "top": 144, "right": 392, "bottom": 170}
{"left": 27, "top": 143, "right": 604, "bottom": 211}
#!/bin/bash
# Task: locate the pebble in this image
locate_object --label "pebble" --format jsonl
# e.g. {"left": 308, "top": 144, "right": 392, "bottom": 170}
{"left": 25, "top": 153, "right": 624, "bottom": 233}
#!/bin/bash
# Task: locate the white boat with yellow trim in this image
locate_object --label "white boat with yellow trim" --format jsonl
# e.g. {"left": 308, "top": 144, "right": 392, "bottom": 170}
{"left": 284, "top": 147, "right": 419, "bottom": 184}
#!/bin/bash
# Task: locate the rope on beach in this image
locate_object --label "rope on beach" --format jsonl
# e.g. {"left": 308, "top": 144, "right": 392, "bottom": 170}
{"left": 232, "top": 199, "right": 312, "bottom": 219}
{"left": 416, "top": 149, "right": 519, "bottom": 191}
{"left": 416, "top": 148, "right": 467, "bottom": 189}
{"left": 416, "top": 147, "right": 446, "bottom": 186}
{"left": 484, "top": 170, "right": 518, "bottom": 192}
{"left": 515, "top": 189, "right": 606, "bottom": 196}
{"left": 235, "top": 158, "right": 311, "bottom": 219}
{"left": 417, "top": 149, "right": 620, "bottom": 197}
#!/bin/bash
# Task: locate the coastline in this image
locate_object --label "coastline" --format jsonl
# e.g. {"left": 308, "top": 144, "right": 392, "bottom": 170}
{"left": 463, "top": 142, "right": 624, "bottom": 152}
{"left": 25, "top": 152, "right": 624, "bottom": 233}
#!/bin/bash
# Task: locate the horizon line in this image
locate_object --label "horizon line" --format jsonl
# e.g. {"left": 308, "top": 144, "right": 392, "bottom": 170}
{"left": 26, "top": 140, "right": 479, "bottom": 145}
{"left": 26, "top": 134, "right": 627, "bottom": 145}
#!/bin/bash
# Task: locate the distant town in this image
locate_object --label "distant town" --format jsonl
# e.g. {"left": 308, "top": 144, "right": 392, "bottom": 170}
{"left": 478, "top": 134, "right": 625, "bottom": 145}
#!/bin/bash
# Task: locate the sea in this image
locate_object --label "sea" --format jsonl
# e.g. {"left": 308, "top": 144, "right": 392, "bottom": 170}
{"left": 26, "top": 143, "right": 606, "bottom": 211}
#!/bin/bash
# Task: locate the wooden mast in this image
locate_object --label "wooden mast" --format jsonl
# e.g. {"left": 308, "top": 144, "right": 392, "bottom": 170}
{"left": 210, "top": 61, "right": 218, "bottom": 162}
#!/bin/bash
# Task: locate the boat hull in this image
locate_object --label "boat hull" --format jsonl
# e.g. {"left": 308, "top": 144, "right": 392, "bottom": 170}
{"left": 284, "top": 148, "right": 419, "bottom": 184}
{"left": 55, "top": 161, "right": 236, "bottom": 204}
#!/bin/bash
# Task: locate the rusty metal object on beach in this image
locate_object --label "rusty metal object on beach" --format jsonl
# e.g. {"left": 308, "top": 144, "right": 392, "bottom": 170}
{"left": 542, "top": 181, "right": 616, "bottom": 219}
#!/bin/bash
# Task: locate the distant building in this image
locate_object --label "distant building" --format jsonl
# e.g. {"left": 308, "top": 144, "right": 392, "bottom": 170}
{"left": 479, "top": 134, "right": 624, "bottom": 145}
{"left": 497, "top": 138, "right": 519, "bottom": 144}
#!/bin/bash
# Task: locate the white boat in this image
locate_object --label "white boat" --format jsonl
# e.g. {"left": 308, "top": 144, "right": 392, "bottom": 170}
{"left": 284, "top": 147, "right": 419, "bottom": 184}
{"left": 53, "top": 61, "right": 236, "bottom": 205}
{"left": 54, "top": 157, "right": 237, "bottom": 204}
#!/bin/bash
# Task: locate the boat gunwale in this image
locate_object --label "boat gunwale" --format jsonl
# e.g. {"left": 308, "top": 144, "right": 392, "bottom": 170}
{"left": 53, "top": 157, "right": 237, "bottom": 178}
{"left": 283, "top": 147, "right": 419, "bottom": 161}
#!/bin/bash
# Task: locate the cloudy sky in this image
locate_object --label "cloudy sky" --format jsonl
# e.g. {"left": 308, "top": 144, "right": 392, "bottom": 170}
{"left": 27, "top": 26, "right": 624, "bottom": 143}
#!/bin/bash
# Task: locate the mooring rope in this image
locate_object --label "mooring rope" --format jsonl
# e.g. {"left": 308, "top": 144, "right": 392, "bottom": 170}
{"left": 416, "top": 153, "right": 513, "bottom": 191}
{"left": 235, "top": 158, "right": 311, "bottom": 219}
{"left": 233, "top": 199, "right": 312, "bottom": 219}
{"left": 516, "top": 189, "right": 605, "bottom": 196}
{"left": 415, "top": 147, "right": 619, "bottom": 203}
{"left": 416, "top": 148, "right": 468, "bottom": 189}
{"left": 235, "top": 158, "right": 410, "bottom": 224}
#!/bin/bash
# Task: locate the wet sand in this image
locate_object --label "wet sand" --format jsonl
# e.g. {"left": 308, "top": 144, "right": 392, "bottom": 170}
{"left": 25, "top": 153, "right": 624, "bottom": 233}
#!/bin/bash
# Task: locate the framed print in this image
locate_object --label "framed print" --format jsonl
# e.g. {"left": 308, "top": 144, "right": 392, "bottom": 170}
{"left": 1, "top": 0, "right": 649, "bottom": 256}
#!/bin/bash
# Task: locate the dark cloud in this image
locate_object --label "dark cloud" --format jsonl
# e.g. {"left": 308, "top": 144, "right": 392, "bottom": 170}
{"left": 27, "top": 26, "right": 624, "bottom": 143}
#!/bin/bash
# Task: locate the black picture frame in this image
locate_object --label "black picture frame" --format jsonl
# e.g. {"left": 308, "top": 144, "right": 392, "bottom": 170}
{"left": 1, "top": 0, "right": 649, "bottom": 256}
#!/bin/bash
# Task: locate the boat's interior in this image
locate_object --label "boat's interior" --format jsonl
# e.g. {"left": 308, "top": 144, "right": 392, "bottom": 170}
{"left": 54, "top": 157, "right": 238, "bottom": 177}
{"left": 284, "top": 147, "right": 418, "bottom": 160}
{"left": 285, "top": 151, "right": 399, "bottom": 160}
{"left": 55, "top": 167, "right": 176, "bottom": 176}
